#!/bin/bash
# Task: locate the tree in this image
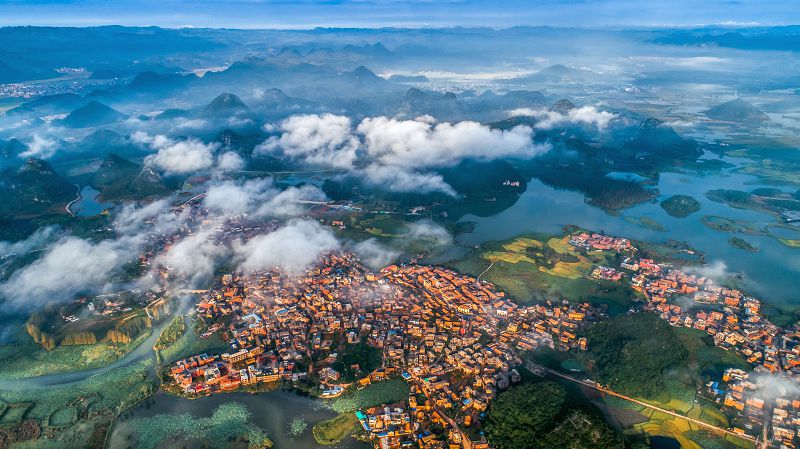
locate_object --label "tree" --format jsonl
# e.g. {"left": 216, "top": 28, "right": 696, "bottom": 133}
{"left": 540, "top": 410, "right": 624, "bottom": 449}
{"left": 485, "top": 382, "right": 626, "bottom": 449}
{"left": 62, "top": 331, "right": 97, "bottom": 346}
{"left": 586, "top": 312, "right": 688, "bottom": 397}
{"left": 40, "top": 333, "right": 56, "bottom": 351}
{"left": 484, "top": 382, "right": 565, "bottom": 449}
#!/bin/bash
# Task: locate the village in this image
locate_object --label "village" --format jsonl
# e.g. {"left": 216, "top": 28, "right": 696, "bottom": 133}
{"left": 160, "top": 225, "right": 800, "bottom": 449}
{"left": 570, "top": 231, "right": 800, "bottom": 447}
{"left": 167, "top": 252, "right": 599, "bottom": 449}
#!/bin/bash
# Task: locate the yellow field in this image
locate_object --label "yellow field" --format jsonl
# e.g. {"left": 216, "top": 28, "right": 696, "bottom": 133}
{"left": 547, "top": 236, "right": 573, "bottom": 254}
{"left": 502, "top": 238, "right": 543, "bottom": 252}
{"left": 632, "top": 416, "right": 702, "bottom": 449}
{"left": 482, "top": 236, "right": 593, "bottom": 280}
{"left": 484, "top": 251, "right": 536, "bottom": 265}
{"left": 539, "top": 260, "right": 589, "bottom": 279}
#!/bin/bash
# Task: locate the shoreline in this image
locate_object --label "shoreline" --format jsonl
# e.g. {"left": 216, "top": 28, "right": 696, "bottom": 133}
{"left": 64, "top": 184, "right": 81, "bottom": 217}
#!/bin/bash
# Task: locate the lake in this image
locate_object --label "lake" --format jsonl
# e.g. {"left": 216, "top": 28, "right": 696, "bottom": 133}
{"left": 457, "top": 155, "right": 800, "bottom": 308}
{"left": 109, "top": 390, "right": 369, "bottom": 449}
{"left": 69, "top": 185, "right": 113, "bottom": 217}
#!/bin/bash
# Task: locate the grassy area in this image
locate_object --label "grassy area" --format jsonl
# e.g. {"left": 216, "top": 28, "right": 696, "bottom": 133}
{"left": 312, "top": 412, "right": 359, "bottom": 445}
{"left": 624, "top": 215, "right": 667, "bottom": 231}
{"left": 153, "top": 316, "right": 185, "bottom": 351}
{"left": 159, "top": 321, "right": 228, "bottom": 366}
{"left": 451, "top": 233, "right": 637, "bottom": 313}
{"left": 0, "top": 329, "right": 151, "bottom": 380}
{"left": 701, "top": 215, "right": 767, "bottom": 236}
{"left": 0, "top": 358, "right": 157, "bottom": 423}
{"left": 776, "top": 237, "right": 800, "bottom": 248}
{"left": 0, "top": 356, "right": 157, "bottom": 448}
{"left": 326, "top": 378, "right": 409, "bottom": 414}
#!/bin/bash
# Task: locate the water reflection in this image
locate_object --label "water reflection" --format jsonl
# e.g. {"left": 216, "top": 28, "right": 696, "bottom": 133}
{"left": 458, "top": 163, "right": 800, "bottom": 306}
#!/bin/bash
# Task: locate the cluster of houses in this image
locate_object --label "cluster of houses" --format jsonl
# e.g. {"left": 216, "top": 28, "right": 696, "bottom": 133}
{"left": 165, "top": 224, "right": 800, "bottom": 448}
{"left": 573, "top": 230, "right": 800, "bottom": 446}
{"left": 710, "top": 368, "right": 800, "bottom": 447}
{"left": 167, "top": 254, "right": 602, "bottom": 448}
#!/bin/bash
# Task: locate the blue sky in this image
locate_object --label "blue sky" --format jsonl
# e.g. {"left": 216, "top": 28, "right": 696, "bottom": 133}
{"left": 0, "top": 0, "right": 797, "bottom": 28}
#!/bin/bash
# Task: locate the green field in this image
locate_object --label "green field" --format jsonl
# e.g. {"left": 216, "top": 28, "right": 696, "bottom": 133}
{"left": 158, "top": 320, "right": 228, "bottom": 366}
{"left": 312, "top": 412, "right": 360, "bottom": 445}
{"left": 451, "top": 233, "right": 637, "bottom": 313}
{"left": 0, "top": 329, "right": 151, "bottom": 380}
{"left": 325, "top": 377, "right": 409, "bottom": 414}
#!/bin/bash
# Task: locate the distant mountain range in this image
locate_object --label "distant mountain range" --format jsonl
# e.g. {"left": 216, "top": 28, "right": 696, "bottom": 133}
{"left": 706, "top": 98, "right": 770, "bottom": 124}
{"left": 59, "top": 101, "right": 127, "bottom": 128}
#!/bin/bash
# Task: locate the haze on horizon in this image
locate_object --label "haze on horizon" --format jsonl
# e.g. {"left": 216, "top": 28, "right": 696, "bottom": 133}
{"left": 0, "top": 0, "right": 798, "bottom": 29}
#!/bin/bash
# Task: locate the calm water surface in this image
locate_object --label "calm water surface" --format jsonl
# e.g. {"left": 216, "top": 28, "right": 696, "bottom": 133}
{"left": 457, "top": 157, "right": 800, "bottom": 307}
{"left": 72, "top": 185, "right": 113, "bottom": 217}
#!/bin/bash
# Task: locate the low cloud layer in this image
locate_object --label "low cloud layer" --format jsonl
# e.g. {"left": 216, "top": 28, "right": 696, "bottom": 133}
{"left": 233, "top": 219, "right": 341, "bottom": 275}
{"left": 358, "top": 116, "right": 540, "bottom": 167}
{"left": 362, "top": 164, "right": 455, "bottom": 195}
{"left": 0, "top": 235, "right": 143, "bottom": 310}
{"left": 404, "top": 220, "right": 453, "bottom": 246}
{"left": 146, "top": 138, "right": 217, "bottom": 174}
{"left": 258, "top": 113, "right": 359, "bottom": 169}
{"left": 258, "top": 113, "right": 547, "bottom": 194}
{"left": 159, "top": 230, "right": 228, "bottom": 287}
{"left": 509, "top": 105, "right": 617, "bottom": 130}
{"left": 0, "top": 226, "right": 59, "bottom": 257}
{"left": 353, "top": 238, "right": 401, "bottom": 270}
{"left": 135, "top": 132, "right": 241, "bottom": 175}
{"left": 20, "top": 134, "right": 59, "bottom": 159}
{"left": 203, "top": 177, "right": 327, "bottom": 218}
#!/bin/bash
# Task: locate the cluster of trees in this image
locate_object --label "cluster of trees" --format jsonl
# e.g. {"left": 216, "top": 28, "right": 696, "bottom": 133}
{"left": 107, "top": 315, "right": 152, "bottom": 344}
{"left": 523, "top": 241, "right": 580, "bottom": 269}
{"left": 586, "top": 312, "right": 689, "bottom": 397}
{"left": 25, "top": 315, "right": 56, "bottom": 351}
{"left": 485, "top": 381, "right": 628, "bottom": 449}
{"left": 331, "top": 339, "right": 383, "bottom": 381}
{"left": 530, "top": 164, "right": 655, "bottom": 211}
{"left": 24, "top": 311, "right": 154, "bottom": 350}
{"left": 154, "top": 316, "right": 185, "bottom": 350}
{"left": 62, "top": 331, "right": 97, "bottom": 346}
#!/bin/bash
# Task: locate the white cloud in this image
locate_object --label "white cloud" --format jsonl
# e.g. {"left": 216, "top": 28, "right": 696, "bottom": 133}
{"left": 685, "top": 260, "right": 730, "bottom": 281}
{"left": 404, "top": 220, "right": 452, "bottom": 246}
{"left": 353, "top": 238, "right": 400, "bottom": 270}
{"left": 174, "top": 118, "right": 210, "bottom": 130}
{"left": 362, "top": 164, "right": 456, "bottom": 196}
{"left": 146, "top": 138, "right": 217, "bottom": 174}
{"left": 131, "top": 131, "right": 171, "bottom": 148}
{"left": 114, "top": 199, "right": 182, "bottom": 236}
{"left": 509, "top": 105, "right": 617, "bottom": 130}
{"left": 257, "top": 113, "right": 359, "bottom": 168}
{"left": 203, "top": 178, "right": 327, "bottom": 218}
{"left": 233, "top": 219, "right": 340, "bottom": 275}
{"left": 20, "top": 134, "right": 59, "bottom": 159}
{"left": 216, "top": 151, "right": 245, "bottom": 171}
{"left": 358, "top": 116, "right": 540, "bottom": 168}
{"left": 0, "top": 226, "right": 59, "bottom": 258}
{"left": 256, "top": 113, "right": 548, "bottom": 195}
{"left": 159, "top": 230, "right": 227, "bottom": 287}
{"left": 0, "top": 235, "right": 143, "bottom": 310}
